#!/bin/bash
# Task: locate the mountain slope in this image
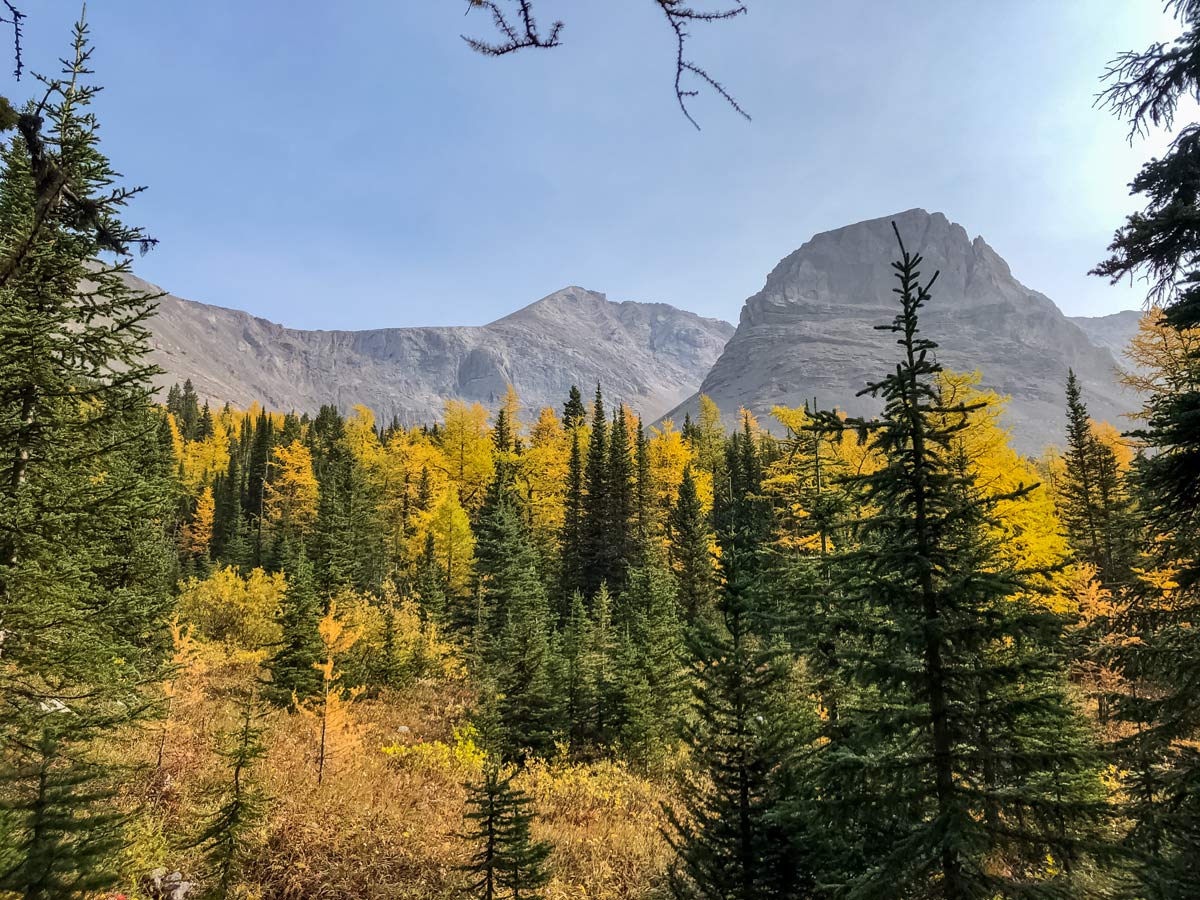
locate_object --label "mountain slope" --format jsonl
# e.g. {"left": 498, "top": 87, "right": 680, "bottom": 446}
{"left": 1069, "top": 310, "right": 1142, "bottom": 361}
{"left": 139, "top": 277, "right": 735, "bottom": 423}
{"left": 668, "top": 209, "right": 1137, "bottom": 453}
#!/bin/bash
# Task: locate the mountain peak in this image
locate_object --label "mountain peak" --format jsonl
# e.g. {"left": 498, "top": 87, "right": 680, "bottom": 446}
{"left": 673, "top": 210, "right": 1136, "bottom": 453}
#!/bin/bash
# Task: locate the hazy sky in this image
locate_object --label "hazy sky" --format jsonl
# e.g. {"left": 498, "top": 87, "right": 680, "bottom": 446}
{"left": 10, "top": 2, "right": 1189, "bottom": 328}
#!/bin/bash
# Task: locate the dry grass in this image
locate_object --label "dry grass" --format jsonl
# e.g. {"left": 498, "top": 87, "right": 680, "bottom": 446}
{"left": 113, "top": 644, "right": 672, "bottom": 900}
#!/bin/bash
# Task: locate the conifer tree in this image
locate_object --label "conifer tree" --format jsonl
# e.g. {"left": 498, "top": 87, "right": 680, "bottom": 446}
{"left": 634, "top": 416, "right": 654, "bottom": 558}
{"left": 559, "top": 426, "right": 586, "bottom": 603}
{"left": 805, "top": 225, "right": 1107, "bottom": 899}
{"left": 560, "top": 591, "right": 597, "bottom": 749}
{"left": 562, "top": 385, "right": 586, "bottom": 430}
{"left": 664, "top": 549, "right": 800, "bottom": 899}
{"left": 462, "top": 765, "right": 553, "bottom": 900}
{"left": 264, "top": 550, "right": 323, "bottom": 706}
{"left": 581, "top": 385, "right": 610, "bottom": 596}
{"left": 0, "top": 18, "right": 174, "bottom": 893}
{"left": 604, "top": 407, "right": 636, "bottom": 593}
{"left": 189, "top": 694, "right": 267, "bottom": 900}
{"left": 1060, "top": 371, "right": 1137, "bottom": 588}
{"left": 0, "top": 725, "right": 125, "bottom": 899}
{"left": 615, "top": 558, "right": 686, "bottom": 762}
{"left": 668, "top": 465, "right": 714, "bottom": 619}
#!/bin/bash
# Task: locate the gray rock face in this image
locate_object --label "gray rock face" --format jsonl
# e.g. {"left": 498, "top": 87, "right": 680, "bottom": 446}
{"left": 139, "top": 277, "right": 735, "bottom": 423}
{"left": 1069, "top": 310, "right": 1143, "bottom": 362}
{"left": 667, "top": 209, "right": 1138, "bottom": 454}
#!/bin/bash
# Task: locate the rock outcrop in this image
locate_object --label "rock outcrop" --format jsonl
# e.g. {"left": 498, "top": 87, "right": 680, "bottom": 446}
{"left": 139, "top": 278, "right": 735, "bottom": 423}
{"left": 667, "top": 209, "right": 1138, "bottom": 453}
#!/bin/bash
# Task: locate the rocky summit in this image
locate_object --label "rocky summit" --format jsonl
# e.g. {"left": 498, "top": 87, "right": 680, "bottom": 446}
{"left": 666, "top": 209, "right": 1137, "bottom": 453}
{"left": 140, "top": 278, "right": 735, "bottom": 424}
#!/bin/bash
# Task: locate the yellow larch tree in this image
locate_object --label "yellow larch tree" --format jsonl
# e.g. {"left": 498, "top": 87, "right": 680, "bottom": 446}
{"left": 428, "top": 488, "right": 476, "bottom": 596}
{"left": 296, "top": 600, "right": 365, "bottom": 784}
{"left": 438, "top": 400, "right": 495, "bottom": 510}
{"left": 180, "top": 414, "right": 231, "bottom": 494}
{"left": 264, "top": 439, "right": 320, "bottom": 539}
{"left": 649, "top": 419, "right": 713, "bottom": 537}
{"left": 1120, "top": 306, "right": 1200, "bottom": 411}
{"left": 935, "top": 371, "right": 1073, "bottom": 611}
{"left": 182, "top": 485, "right": 216, "bottom": 558}
{"left": 519, "top": 406, "right": 570, "bottom": 537}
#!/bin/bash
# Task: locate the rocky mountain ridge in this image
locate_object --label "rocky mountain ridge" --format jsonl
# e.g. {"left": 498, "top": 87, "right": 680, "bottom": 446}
{"left": 666, "top": 209, "right": 1139, "bottom": 453}
{"left": 140, "top": 276, "right": 735, "bottom": 425}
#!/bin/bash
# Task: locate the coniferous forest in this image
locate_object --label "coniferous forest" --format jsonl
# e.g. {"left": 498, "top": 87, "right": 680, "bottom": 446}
{"left": 4, "top": 6, "right": 1200, "bottom": 900}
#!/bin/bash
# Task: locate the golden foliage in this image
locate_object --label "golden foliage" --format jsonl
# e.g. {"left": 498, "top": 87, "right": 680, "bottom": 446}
{"left": 264, "top": 439, "right": 320, "bottom": 535}
{"left": 181, "top": 485, "right": 215, "bottom": 557}
{"left": 177, "top": 566, "right": 286, "bottom": 648}
{"left": 297, "top": 600, "right": 366, "bottom": 784}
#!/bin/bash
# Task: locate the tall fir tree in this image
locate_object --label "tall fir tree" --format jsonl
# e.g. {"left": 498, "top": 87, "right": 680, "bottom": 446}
{"left": 559, "top": 426, "right": 586, "bottom": 605}
{"left": 668, "top": 465, "right": 715, "bottom": 620}
{"left": 0, "top": 18, "right": 174, "bottom": 894}
{"left": 264, "top": 549, "right": 323, "bottom": 707}
{"left": 562, "top": 384, "right": 586, "bottom": 430}
{"left": 804, "top": 224, "right": 1107, "bottom": 899}
{"left": 580, "top": 385, "right": 610, "bottom": 597}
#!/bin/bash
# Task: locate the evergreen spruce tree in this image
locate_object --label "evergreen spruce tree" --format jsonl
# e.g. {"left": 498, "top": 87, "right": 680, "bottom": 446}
{"left": 588, "top": 583, "right": 620, "bottom": 746}
{"left": 0, "top": 18, "right": 174, "bottom": 894}
{"left": 477, "top": 489, "right": 561, "bottom": 757}
{"left": 580, "top": 385, "right": 610, "bottom": 596}
{"left": 562, "top": 384, "right": 586, "bottom": 430}
{"left": 604, "top": 407, "right": 635, "bottom": 594}
{"left": 177, "top": 379, "right": 201, "bottom": 441}
{"left": 264, "top": 550, "right": 323, "bottom": 706}
{"left": 804, "top": 225, "right": 1107, "bottom": 899}
{"left": 462, "top": 765, "right": 553, "bottom": 900}
{"left": 559, "top": 426, "right": 586, "bottom": 604}
{"left": 615, "top": 558, "right": 686, "bottom": 763}
{"left": 560, "top": 591, "right": 597, "bottom": 749}
{"left": 1089, "top": 12, "right": 1200, "bottom": 887}
{"left": 189, "top": 694, "right": 267, "bottom": 900}
{"left": 664, "top": 547, "right": 800, "bottom": 899}
{"left": 668, "top": 465, "right": 714, "bottom": 619}
{"left": 634, "top": 417, "right": 654, "bottom": 560}
{"left": 1060, "top": 371, "right": 1137, "bottom": 589}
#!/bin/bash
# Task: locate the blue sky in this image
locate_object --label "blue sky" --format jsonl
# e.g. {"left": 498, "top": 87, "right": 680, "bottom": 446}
{"left": 8, "top": 1, "right": 1186, "bottom": 328}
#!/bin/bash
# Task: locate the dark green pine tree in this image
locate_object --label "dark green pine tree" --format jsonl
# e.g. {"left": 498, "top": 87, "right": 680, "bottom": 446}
{"left": 580, "top": 385, "right": 610, "bottom": 597}
{"left": 416, "top": 531, "right": 448, "bottom": 623}
{"left": 476, "top": 484, "right": 561, "bottom": 758}
{"left": 562, "top": 384, "right": 587, "bottom": 430}
{"left": 0, "top": 727, "right": 125, "bottom": 899}
{"left": 310, "top": 405, "right": 356, "bottom": 593}
{"left": 615, "top": 558, "right": 687, "bottom": 764}
{"left": 177, "top": 379, "right": 201, "bottom": 441}
{"left": 244, "top": 411, "right": 275, "bottom": 566}
{"left": 577, "top": 582, "right": 620, "bottom": 747}
{"left": 1060, "top": 370, "right": 1137, "bottom": 588}
{"left": 604, "top": 407, "right": 635, "bottom": 594}
{"left": 264, "top": 550, "right": 323, "bottom": 706}
{"left": 211, "top": 438, "right": 243, "bottom": 564}
{"left": 805, "top": 225, "right": 1107, "bottom": 899}
{"left": 664, "top": 545, "right": 801, "bottom": 899}
{"left": 189, "top": 694, "right": 268, "bottom": 900}
{"left": 668, "top": 465, "right": 715, "bottom": 619}
{"left": 195, "top": 400, "right": 214, "bottom": 440}
{"left": 1090, "top": 11, "right": 1200, "bottom": 890}
{"left": 634, "top": 417, "right": 654, "bottom": 562}
{"left": 0, "top": 17, "right": 175, "bottom": 895}
{"left": 462, "top": 765, "right": 553, "bottom": 900}
{"left": 559, "top": 426, "right": 586, "bottom": 605}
